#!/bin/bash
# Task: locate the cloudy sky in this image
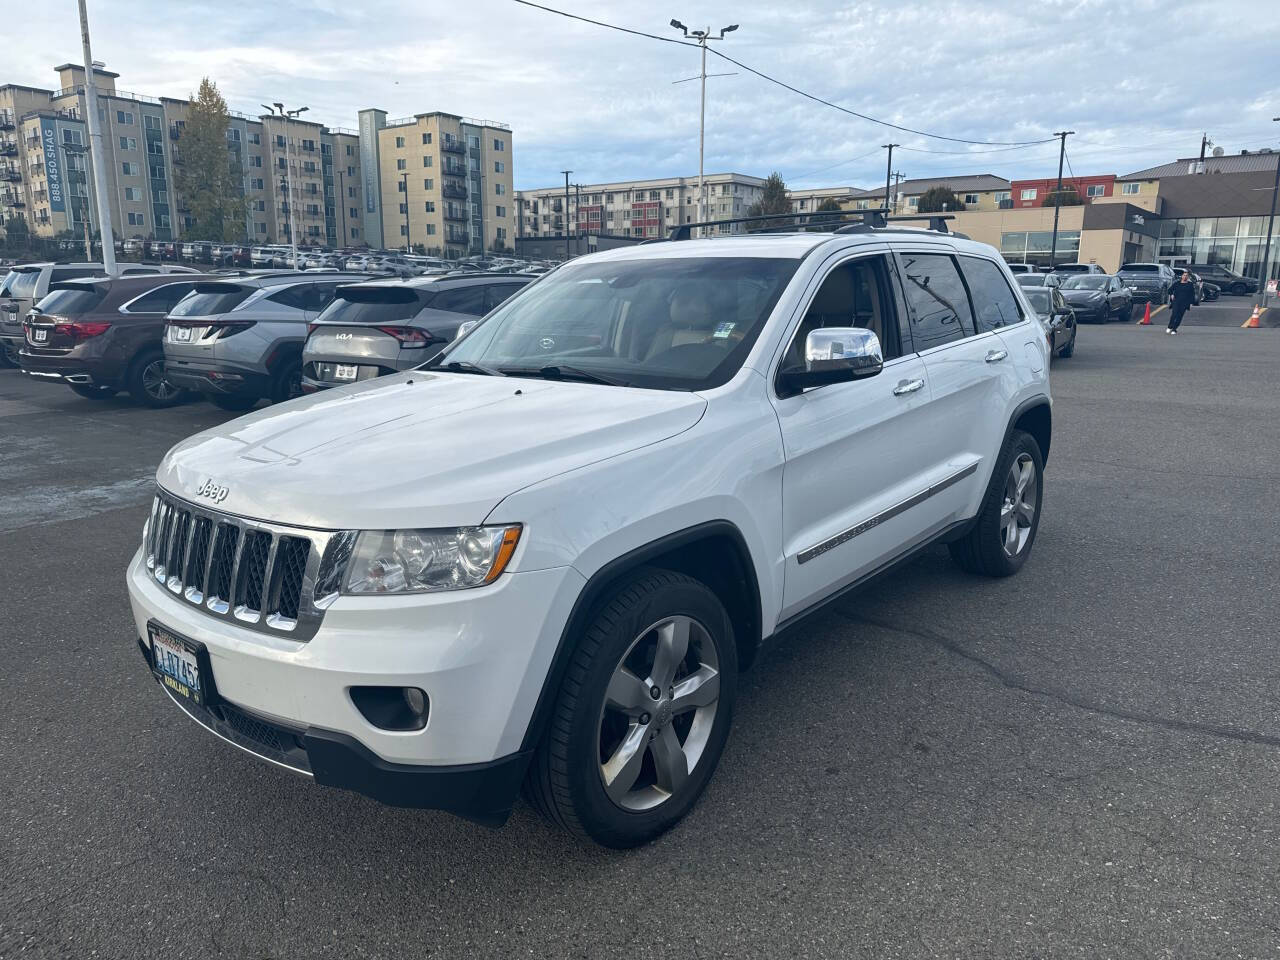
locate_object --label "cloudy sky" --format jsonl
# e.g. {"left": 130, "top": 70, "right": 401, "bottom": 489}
{"left": 11, "top": 0, "right": 1280, "bottom": 191}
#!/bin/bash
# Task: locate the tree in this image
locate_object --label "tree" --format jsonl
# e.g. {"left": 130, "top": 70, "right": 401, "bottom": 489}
{"left": 1041, "top": 185, "right": 1084, "bottom": 207}
{"left": 916, "top": 186, "right": 966, "bottom": 213}
{"left": 745, "top": 171, "right": 792, "bottom": 228}
{"left": 174, "top": 78, "right": 248, "bottom": 242}
{"left": 816, "top": 197, "right": 842, "bottom": 212}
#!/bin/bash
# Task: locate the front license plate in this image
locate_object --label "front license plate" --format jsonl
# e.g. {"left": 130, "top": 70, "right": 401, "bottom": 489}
{"left": 148, "top": 623, "right": 208, "bottom": 707}
{"left": 334, "top": 363, "right": 358, "bottom": 381}
{"left": 32, "top": 327, "right": 48, "bottom": 343}
{"left": 172, "top": 326, "right": 192, "bottom": 342}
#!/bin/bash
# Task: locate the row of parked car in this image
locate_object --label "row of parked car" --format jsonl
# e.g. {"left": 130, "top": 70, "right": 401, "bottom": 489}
{"left": 0, "top": 263, "right": 536, "bottom": 408}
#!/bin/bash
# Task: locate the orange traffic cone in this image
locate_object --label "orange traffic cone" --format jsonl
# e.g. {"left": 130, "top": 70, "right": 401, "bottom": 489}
{"left": 1138, "top": 302, "right": 1151, "bottom": 325}
{"left": 1242, "top": 305, "right": 1263, "bottom": 328}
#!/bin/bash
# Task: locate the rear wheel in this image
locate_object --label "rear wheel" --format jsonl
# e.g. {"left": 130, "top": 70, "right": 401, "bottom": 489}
{"left": 269, "top": 359, "right": 303, "bottom": 404}
{"left": 127, "top": 351, "right": 185, "bottom": 408}
{"left": 1230, "top": 283, "right": 1246, "bottom": 296}
{"left": 0, "top": 342, "right": 19, "bottom": 367}
{"left": 207, "top": 393, "right": 258, "bottom": 412}
{"left": 69, "top": 383, "right": 117, "bottom": 400}
{"left": 527, "top": 569, "right": 737, "bottom": 848}
{"left": 949, "top": 429, "right": 1043, "bottom": 577}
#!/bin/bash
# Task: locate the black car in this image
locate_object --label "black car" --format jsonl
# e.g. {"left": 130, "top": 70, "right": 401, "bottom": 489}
{"left": 1115, "top": 263, "right": 1173, "bottom": 305}
{"left": 1022, "top": 285, "right": 1076, "bottom": 358}
{"left": 1059, "top": 275, "right": 1133, "bottom": 323}
{"left": 1186, "top": 263, "right": 1257, "bottom": 296}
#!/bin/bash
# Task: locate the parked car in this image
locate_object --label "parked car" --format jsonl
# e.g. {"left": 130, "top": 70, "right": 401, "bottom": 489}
{"left": 128, "top": 225, "right": 1052, "bottom": 847}
{"left": 301, "top": 274, "right": 533, "bottom": 391}
{"left": 250, "top": 246, "right": 278, "bottom": 267}
{"left": 1, "top": 261, "right": 200, "bottom": 366}
{"left": 1051, "top": 263, "right": 1105, "bottom": 277}
{"left": 1005, "top": 263, "right": 1036, "bottom": 274}
{"left": 1059, "top": 274, "right": 1133, "bottom": 323}
{"left": 162, "top": 272, "right": 365, "bottom": 411}
{"left": 18, "top": 274, "right": 202, "bottom": 405}
{"left": 1022, "top": 285, "right": 1076, "bottom": 358}
{"left": 1186, "top": 263, "right": 1256, "bottom": 296}
{"left": 1116, "top": 263, "right": 1174, "bottom": 305}
{"left": 1015, "top": 273, "right": 1062, "bottom": 289}
{"left": 1200, "top": 278, "right": 1220, "bottom": 301}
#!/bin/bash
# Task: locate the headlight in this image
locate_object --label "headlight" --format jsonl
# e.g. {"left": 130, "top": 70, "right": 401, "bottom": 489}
{"left": 343, "top": 525, "right": 522, "bottom": 594}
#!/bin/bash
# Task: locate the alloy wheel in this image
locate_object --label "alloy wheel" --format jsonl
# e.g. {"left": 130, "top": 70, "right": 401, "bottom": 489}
{"left": 1000, "top": 452, "right": 1037, "bottom": 557}
{"left": 597, "top": 615, "right": 720, "bottom": 812}
{"left": 142, "top": 358, "right": 179, "bottom": 403}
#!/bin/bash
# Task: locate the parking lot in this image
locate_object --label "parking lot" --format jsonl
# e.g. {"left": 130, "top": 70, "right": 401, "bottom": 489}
{"left": 2, "top": 301, "right": 1279, "bottom": 958}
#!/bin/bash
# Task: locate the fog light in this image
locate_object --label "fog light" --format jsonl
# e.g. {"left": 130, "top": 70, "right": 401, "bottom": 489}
{"left": 349, "top": 685, "right": 430, "bottom": 730}
{"left": 402, "top": 686, "right": 427, "bottom": 718}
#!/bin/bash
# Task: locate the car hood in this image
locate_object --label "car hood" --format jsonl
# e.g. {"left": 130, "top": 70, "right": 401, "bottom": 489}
{"left": 1117, "top": 275, "right": 1162, "bottom": 284}
{"left": 156, "top": 371, "right": 707, "bottom": 529}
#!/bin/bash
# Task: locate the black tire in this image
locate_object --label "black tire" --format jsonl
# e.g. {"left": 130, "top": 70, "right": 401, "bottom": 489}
{"left": 1058, "top": 329, "right": 1075, "bottom": 358}
{"left": 948, "top": 429, "right": 1044, "bottom": 578}
{"left": 68, "top": 383, "right": 116, "bottom": 400}
{"left": 269, "top": 359, "right": 303, "bottom": 404}
{"left": 0, "top": 342, "right": 19, "bottom": 368}
{"left": 526, "top": 568, "right": 737, "bottom": 848}
{"left": 126, "top": 351, "right": 185, "bottom": 408}
{"left": 208, "top": 393, "right": 258, "bottom": 412}
{"left": 1230, "top": 283, "right": 1246, "bottom": 296}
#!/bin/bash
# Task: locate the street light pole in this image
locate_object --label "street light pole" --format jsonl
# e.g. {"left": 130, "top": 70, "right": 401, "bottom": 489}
{"left": 77, "top": 0, "right": 117, "bottom": 275}
{"left": 671, "top": 19, "right": 737, "bottom": 237}
{"left": 1258, "top": 117, "right": 1280, "bottom": 308}
{"left": 1048, "top": 130, "right": 1074, "bottom": 270}
{"left": 263, "top": 103, "right": 308, "bottom": 267}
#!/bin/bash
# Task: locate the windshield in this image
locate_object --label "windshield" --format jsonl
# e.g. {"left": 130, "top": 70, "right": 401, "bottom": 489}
{"left": 1062, "top": 276, "right": 1108, "bottom": 290}
{"left": 170, "top": 284, "right": 253, "bottom": 317}
{"left": 431, "top": 256, "right": 799, "bottom": 391}
{"left": 1023, "top": 289, "right": 1052, "bottom": 313}
{"left": 6, "top": 269, "right": 41, "bottom": 301}
{"left": 1015, "top": 275, "right": 1047, "bottom": 287}
{"left": 1118, "top": 264, "right": 1160, "bottom": 274}
{"left": 317, "top": 286, "right": 426, "bottom": 325}
{"left": 34, "top": 286, "right": 107, "bottom": 316}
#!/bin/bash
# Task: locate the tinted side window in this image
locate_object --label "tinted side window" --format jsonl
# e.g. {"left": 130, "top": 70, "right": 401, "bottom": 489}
{"left": 266, "top": 285, "right": 312, "bottom": 310}
{"left": 431, "top": 284, "right": 487, "bottom": 316}
{"left": 959, "top": 256, "right": 1023, "bottom": 332}
{"left": 52, "top": 267, "right": 101, "bottom": 282}
{"left": 897, "top": 253, "right": 975, "bottom": 349}
{"left": 125, "top": 282, "right": 198, "bottom": 313}
{"left": 304, "top": 282, "right": 343, "bottom": 311}
{"left": 484, "top": 282, "right": 527, "bottom": 311}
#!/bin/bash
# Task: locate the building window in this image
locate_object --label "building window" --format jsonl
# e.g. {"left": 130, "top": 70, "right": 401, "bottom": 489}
{"left": 496, "top": 205, "right": 506, "bottom": 217}
{"left": 127, "top": 212, "right": 145, "bottom": 225}
{"left": 423, "top": 178, "right": 433, "bottom": 189}
{"left": 255, "top": 200, "right": 266, "bottom": 211}
{"left": 116, "top": 110, "right": 134, "bottom": 125}
{"left": 420, "top": 132, "right": 432, "bottom": 145}
{"left": 256, "top": 222, "right": 267, "bottom": 234}
{"left": 121, "top": 162, "right": 139, "bottom": 176}
{"left": 350, "top": 207, "right": 358, "bottom": 218}
{"left": 907, "top": 196, "right": 919, "bottom": 207}
{"left": 277, "top": 157, "right": 286, "bottom": 170}
{"left": 395, "top": 136, "right": 405, "bottom": 148}
{"left": 346, "top": 165, "right": 355, "bottom": 177}
{"left": 399, "top": 203, "right": 407, "bottom": 214}
{"left": 275, "top": 135, "right": 286, "bottom": 148}
{"left": 143, "top": 115, "right": 160, "bottom": 131}
{"left": 494, "top": 161, "right": 505, "bottom": 174}
{"left": 424, "top": 201, "right": 435, "bottom": 212}
{"left": 1122, "top": 182, "right": 1141, "bottom": 195}
{"left": 301, "top": 139, "right": 315, "bottom": 151}
{"left": 1021, "top": 188, "right": 1037, "bottom": 201}
{"left": 249, "top": 132, "right": 260, "bottom": 145}
{"left": 350, "top": 227, "right": 359, "bottom": 238}
{"left": 964, "top": 193, "right": 979, "bottom": 204}
{"left": 250, "top": 155, "right": 262, "bottom": 167}
{"left": 494, "top": 183, "right": 505, "bottom": 196}
{"left": 1086, "top": 184, "right": 1106, "bottom": 198}
{"left": 227, "top": 128, "right": 241, "bottom": 142}
{"left": 493, "top": 138, "right": 504, "bottom": 151}
{"left": 426, "top": 223, "right": 436, "bottom": 235}
{"left": 396, "top": 158, "right": 407, "bottom": 170}
{"left": 423, "top": 155, "right": 433, "bottom": 168}
{"left": 124, "top": 187, "right": 142, "bottom": 201}
{"left": 397, "top": 180, "right": 406, "bottom": 193}
{"left": 400, "top": 224, "right": 408, "bottom": 236}
{"left": 118, "top": 135, "right": 137, "bottom": 151}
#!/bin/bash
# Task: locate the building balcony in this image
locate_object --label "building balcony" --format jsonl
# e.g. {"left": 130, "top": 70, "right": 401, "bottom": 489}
{"left": 446, "top": 232, "right": 469, "bottom": 246}
{"left": 0, "top": 167, "right": 22, "bottom": 182}
{"left": 442, "top": 182, "right": 467, "bottom": 200}
{"left": 0, "top": 141, "right": 16, "bottom": 157}
{"left": 441, "top": 139, "right": 465, "bottom": 155}
{"left": 0, "top": 114, "right": 15, "bottom": 131}
{"left": 0, "top": 191, "right": 23, "bottom": 207}
{"left": 443, "top": 162, "right": 467, "bottom": 178}
{"left": 33, "top": 190, "right": 48, "bottom": 203}
{"left": 444, "top": 209, "right": 467, "bottom": 222}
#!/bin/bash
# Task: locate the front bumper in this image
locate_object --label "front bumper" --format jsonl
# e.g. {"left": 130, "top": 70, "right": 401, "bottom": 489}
{"left": 127, "top": 547, "right": 584, "bottom": 822}
{"left": 1125, "top": 286, "right": 1164, "bottom": 304}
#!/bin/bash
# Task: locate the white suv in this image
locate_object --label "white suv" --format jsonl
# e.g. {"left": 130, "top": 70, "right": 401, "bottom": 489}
{"left": 127, "top": 225, "right": 1051, "bottom": 847}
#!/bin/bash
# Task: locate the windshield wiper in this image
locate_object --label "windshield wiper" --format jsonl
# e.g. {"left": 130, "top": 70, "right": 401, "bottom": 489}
{"left": 440, "top": 360, "right": 505, "bottom": 377}
{"left": 502, "top": 365, "right": 629, "bottom": 387}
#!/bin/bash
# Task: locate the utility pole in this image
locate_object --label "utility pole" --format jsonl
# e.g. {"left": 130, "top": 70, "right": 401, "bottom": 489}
{"left": 561, "top": 169, "right": 571, "bottom": 260}
{"left": 77, "top": 0, "right": 116, "bottom": 275}
{"left": 1258, "top": 117, "right": 1280, "bottom": 308}
{"left": 670, "top": 19, "right": 738, "bottom": 237}
{"left": 263, "top": 103, "right": 308, "bottom": 267}
{"left": 882, "top": 144, "right": 899, "bottom": 215}
{"left": 1199, "top": 133, "right": 1212, "bottom": 164}
{"left": 891, "top": 171, "right": 905, "bottom": 214}
{"left": 1048, "top": 130, "right": 1074, "bottom": 269}
{"left": 400, "top": 172, "right": 410, "bottom": 252}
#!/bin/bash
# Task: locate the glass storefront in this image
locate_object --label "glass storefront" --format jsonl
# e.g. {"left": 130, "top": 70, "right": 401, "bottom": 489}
{"left": 1158, "top": 217, "right": 1280, "bottom": 280}
{"left": 1000, "top": 230, "right": 1080, "bottom": 267}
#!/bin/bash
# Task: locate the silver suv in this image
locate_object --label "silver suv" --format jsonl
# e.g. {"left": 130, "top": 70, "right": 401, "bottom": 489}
{"left": 162, "top": 272, "right": 365, "bottom": 411}
{"left": 301, "top": 274, "right": 532, "bottom": 391}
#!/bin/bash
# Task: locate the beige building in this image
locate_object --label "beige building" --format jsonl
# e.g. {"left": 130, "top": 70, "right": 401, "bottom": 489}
{"left": 516, "top": 173, "right": 767, "bottom": 240}
{"left": 357, "top": 110, "right": 514, "bottom": 256}
{"left": 844, "top": 174, "right": 1013, "bottom": 214}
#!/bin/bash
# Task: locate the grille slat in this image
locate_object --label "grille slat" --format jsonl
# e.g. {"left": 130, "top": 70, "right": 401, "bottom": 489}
{"left": 147, "top": 491, "right": 332, "bottom": 640}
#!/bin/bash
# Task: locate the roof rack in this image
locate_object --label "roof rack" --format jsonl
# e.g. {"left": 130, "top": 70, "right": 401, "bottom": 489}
{"left": 663, "top": 208, "right": 967, "bottom": 241}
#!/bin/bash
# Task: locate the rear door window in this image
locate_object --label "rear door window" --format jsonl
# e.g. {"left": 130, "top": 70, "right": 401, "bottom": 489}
{"left": 431, "top": 284, "right": 487, "bottom": 316}
{"left": 124, "top": 282, "right": 200, "bottom": 314}
{"left": 304, "top": 282, "right": 345, "bottom": 311}
{"left": 51, "top": 267, "right": 101, "bottom": 282}
{"left": 896, "top": 252, "right": 976, "bottom": 350}
{"left": 34, "top": 286, "right": 107, "bottom": 316}
{"left": 958, "top": 256, "right": 1023, "bottom": 332}
{"left": 266, "top": 284, "right": 313, "bottom": 310}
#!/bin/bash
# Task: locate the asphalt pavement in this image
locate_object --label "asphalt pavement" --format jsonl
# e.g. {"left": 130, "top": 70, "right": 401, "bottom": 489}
{"left": 2, "top": 306, "right": 1279, "bottom": 959}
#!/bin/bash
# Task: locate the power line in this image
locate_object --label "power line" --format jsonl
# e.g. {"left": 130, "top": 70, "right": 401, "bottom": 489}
{"left": 790, "top": 147, "right": 884, "bottom": 182}
{"left": 509, "top": 0, "right": 1058, "bottom": 148}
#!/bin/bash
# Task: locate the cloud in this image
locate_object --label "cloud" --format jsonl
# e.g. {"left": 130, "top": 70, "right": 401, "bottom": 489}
{"left": 9, "top": 0, "right": 1279, "bottom": 191}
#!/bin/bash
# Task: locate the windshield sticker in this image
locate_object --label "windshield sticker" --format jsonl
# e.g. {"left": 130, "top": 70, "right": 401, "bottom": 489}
{"left": 713, "top": 321, "right": 736, "bottom": 339}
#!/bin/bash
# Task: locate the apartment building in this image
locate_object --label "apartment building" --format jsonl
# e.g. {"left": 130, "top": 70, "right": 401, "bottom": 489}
{"left": 515, "top": 173, "right": 767, "bottom": 239}
{"left": 358, "top": 109, "right": 515, "bottom": 256}
{"left": 844, "top": 174, "right": 1013, "bottom": 214}
{"left": 787, "top": 186, "right": 852, "bottom": 214}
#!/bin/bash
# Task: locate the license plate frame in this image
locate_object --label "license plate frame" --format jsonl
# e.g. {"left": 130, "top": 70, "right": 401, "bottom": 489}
{"left": 147, "top": 621, "right": 217, "bottom": 709}
{"left": 333, "top": 363, "right": 358, "bottom": 381}
{"left": 172, "top": 325, "right": 193, "bottom": 343}
{"left": 31, "top": 327, "right": 48, "bottom": 343}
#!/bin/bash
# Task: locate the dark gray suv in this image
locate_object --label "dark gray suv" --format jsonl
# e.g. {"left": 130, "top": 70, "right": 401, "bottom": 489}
{"left": 301, "top": 274, "right": 532, "bottom": 391}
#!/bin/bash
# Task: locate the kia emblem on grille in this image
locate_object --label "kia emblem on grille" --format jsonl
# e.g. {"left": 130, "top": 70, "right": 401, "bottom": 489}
{"left": 195, "top": 479, "right": 230, "bottom": 503}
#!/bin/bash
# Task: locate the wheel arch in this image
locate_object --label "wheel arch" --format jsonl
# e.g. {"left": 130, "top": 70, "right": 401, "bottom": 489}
{"left": 1008, "top": 396, "right": 1052, "bottom": 465}
{"left": 518, "top": 520, "right": 763, "bottom": 753}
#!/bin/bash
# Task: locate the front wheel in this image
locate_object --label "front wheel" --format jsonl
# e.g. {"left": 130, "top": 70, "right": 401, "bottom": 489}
{"left": 948, "top": 429, "right": 1044, "bottom": 577}
{"left": 1230, "top": 283, "right": 1246, "bottom": 296}
{"left": 526, "top": 569, "right": 737, "bottom": 848}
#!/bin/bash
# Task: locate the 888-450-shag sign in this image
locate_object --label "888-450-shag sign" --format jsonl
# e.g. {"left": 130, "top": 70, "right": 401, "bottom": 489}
{"left": 40, "top": 119, "right": 65, "bottom": 213}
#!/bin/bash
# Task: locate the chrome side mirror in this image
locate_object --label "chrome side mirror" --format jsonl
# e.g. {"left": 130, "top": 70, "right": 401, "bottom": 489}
{"left": 779, "top": 326, "right": 883, "bottom": 395}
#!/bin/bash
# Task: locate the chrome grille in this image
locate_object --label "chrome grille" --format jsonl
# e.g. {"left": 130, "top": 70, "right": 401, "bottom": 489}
{"left": 144, "top": 490, "right": 350, "bottom": 641}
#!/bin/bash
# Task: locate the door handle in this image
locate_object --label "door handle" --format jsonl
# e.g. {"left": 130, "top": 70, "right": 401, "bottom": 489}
{"left": 985, "top": 349, "right": 1008, "bottom": 363}
{"left": 893, "top": 378, "right": 925, "bottom": 396}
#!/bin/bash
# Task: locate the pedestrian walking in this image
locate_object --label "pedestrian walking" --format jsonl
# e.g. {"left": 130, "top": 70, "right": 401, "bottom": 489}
{"left": 1167, "top": 271, "right": 1196, "bottom": 334}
